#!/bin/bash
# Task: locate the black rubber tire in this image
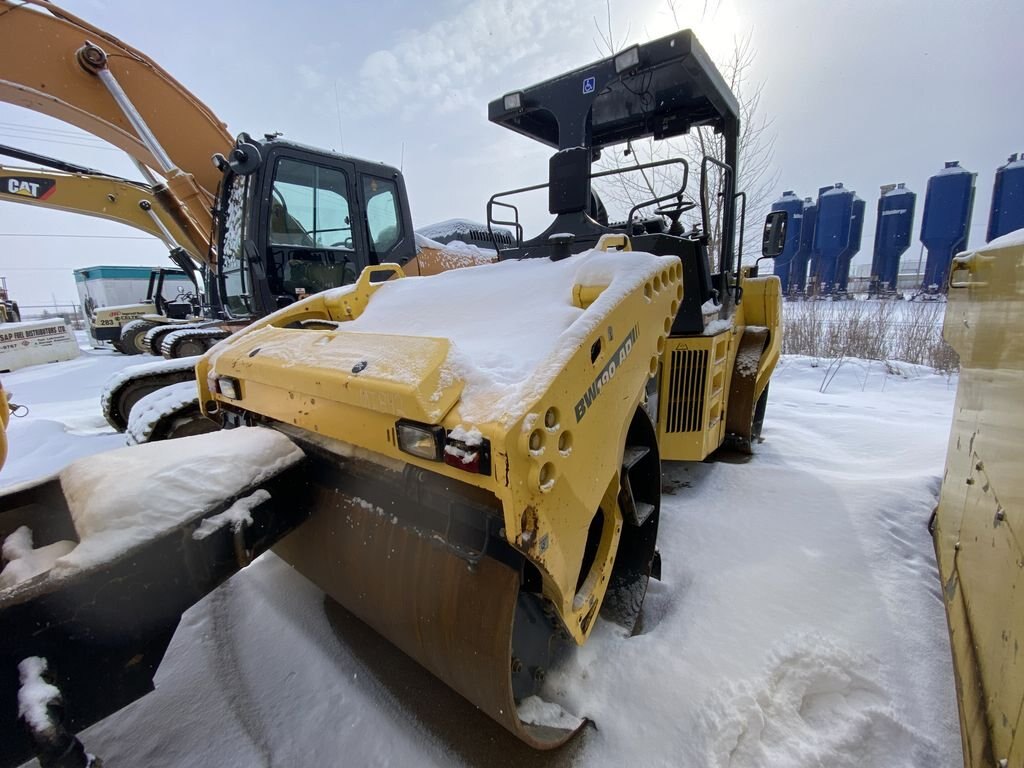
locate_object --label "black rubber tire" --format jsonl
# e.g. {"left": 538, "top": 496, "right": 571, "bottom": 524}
{"left": 120, "top": 321, "right": 159, "bottom": 355}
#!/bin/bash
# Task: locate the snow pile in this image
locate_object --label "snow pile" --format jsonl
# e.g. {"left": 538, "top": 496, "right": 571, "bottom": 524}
{"left": 0, "top": 348, "right": 151, "bottom": 489}
{"left": 126, "top": 380, "right": 199, "bottom": 445}
{"left": 18, "top": 656, "right": 60, "bottom": 735}
{"left": 703, "top": 317, "right": 733, "bottom": 336}
{"left": 334, "top": 248, "right": 675, "bottom": 426}
{"left": 516, "top": 696, "right": 585, "bottom": 730}
{"left": 699, "top": 636, "right": 937, "bottom": 767}
{"left": 444, "top": 425, "right": 484, "bottom": 464}
{"left": 100, "top": 355, "right": 199, "bottom": 416}
{"left": 414, "top": 233, "right": 496, "bottom": 270}
{"left": 528, "top": 356, "right": 960, "bottom": 768}
{"left": 0, "top": 526, "right": 76, "bottom": 590}
{"left": 51, "top": 427, "right": 303, "bottom": 576}
{"left": 193, "top": 490, "right": 272, "bottom": 540}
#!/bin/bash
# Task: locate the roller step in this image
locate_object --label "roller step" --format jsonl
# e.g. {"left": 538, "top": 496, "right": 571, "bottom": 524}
{"left": 621, "top": 445, "right": 650, "bottom": 471}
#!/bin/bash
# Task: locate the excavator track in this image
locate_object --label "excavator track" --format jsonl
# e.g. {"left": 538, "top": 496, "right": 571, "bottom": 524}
{"left": 161, "top": 327, "right": 230, "bottom": 359}
{"left": 143, "top": 322, "right": 200, "bottom": 355}
{"left": 273, "top": 445, "right": 585, "bottom": 749}
{"left": 126, "top": 381, "right": 213, "bottom": 444}
{"left": 101, "top": 355, "right": 199, "bottom": 432}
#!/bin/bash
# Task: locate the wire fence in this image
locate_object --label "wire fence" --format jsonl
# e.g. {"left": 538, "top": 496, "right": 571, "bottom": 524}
{"left": 16, "top": 304, "right": 86, "bottom": 330}
{"left": 782, "top": 299, "right": 958, "bottom": 372}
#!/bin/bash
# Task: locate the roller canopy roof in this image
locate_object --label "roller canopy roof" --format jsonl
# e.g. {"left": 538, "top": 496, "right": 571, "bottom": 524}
{"left": 488, "top": 30, "right": 739, "bottom": 151}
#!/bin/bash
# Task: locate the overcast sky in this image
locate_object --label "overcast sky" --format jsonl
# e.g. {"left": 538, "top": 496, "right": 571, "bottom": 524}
{"left": 0, "top": 0, "right": 1020, "bottom": 308}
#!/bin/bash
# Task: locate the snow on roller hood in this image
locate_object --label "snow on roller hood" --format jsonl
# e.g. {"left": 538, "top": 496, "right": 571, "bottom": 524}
{"left": 331, "top": 248, "right": 676, "bottom": 426}
{"left": 51, "top": 427, "right": 304, "bottom": 577}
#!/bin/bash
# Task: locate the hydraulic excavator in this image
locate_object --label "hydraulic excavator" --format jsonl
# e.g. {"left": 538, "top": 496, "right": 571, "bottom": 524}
{"left": 0, "top": 30, "right": 787, "bottom": 765}
{"left": 0, "top": 0, "right": 491, "bottom": 437}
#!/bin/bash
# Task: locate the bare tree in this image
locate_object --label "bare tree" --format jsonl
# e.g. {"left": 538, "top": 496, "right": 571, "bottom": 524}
{"left": 591, "top": 4, "right": 778, "bottom": 271}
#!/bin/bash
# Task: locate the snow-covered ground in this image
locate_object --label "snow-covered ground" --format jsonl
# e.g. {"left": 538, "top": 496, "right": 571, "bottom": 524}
{"left": 2, "top": 349, "right": 962, "bottom": 767}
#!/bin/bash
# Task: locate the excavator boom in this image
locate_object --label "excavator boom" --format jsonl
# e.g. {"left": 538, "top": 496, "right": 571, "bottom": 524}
{"left": 0, "top": 0, "right": 232, "bottom": 263}
{"left": 0, "top": 0, "right": 229, "bottom": 196}
{"left": 0, "top": 163, "right": 200, "bottom": 260}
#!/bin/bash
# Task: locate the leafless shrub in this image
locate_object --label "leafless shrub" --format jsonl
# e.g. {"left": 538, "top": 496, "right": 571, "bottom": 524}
{"left": 782, "top": 300, "right": 960, "bottom": 373}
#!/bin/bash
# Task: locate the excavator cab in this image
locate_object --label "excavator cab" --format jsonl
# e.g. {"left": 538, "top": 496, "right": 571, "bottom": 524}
{"left": 213, "top": 135, "right": 419, "bottom": 318}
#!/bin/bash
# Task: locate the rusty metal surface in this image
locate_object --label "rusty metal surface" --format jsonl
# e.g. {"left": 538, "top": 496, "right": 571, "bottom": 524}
{"left": 936, "top": 236, "right": 1024, "bottom": 768}
{"left": 273, "top": 476, "right": 582, "bottom": 749}
{"left": 724, "top": 326, "right": 769, "bottom": 451}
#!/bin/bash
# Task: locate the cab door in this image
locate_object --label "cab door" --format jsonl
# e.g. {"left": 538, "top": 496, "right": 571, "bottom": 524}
{"left": 256, "top": 148, "right": 365, "bottom": 308}
{"left": 355, "top": 170, "right": 416, "bottom": 267}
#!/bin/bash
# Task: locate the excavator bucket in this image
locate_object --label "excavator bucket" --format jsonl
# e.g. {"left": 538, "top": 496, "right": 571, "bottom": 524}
{"left": 0, "top": 428, "right": 310, "bottom": 768}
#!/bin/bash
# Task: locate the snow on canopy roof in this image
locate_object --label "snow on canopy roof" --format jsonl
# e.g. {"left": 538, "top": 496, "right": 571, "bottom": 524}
{"left": 333, "top": 248, "right": 674, "bottom": 427}
{"left": 416, "top": 218, "right": 502, "bottom": 241}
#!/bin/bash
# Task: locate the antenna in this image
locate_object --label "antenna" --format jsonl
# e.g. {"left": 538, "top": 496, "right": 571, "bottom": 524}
{"left": 333, "top": 79, "right": 345, "bottom": 153}
{"left": 400, "top": 142, "right": 405, "bottom": 172}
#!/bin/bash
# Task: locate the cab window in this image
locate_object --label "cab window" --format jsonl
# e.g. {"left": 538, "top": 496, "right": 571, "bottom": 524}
{"left": 363, "top": 176, "right": 402, "bottom": 257}
{"left": 267, "top": 158, "right": 362, "bottom": 302}
{"left": 220, "top": 173, "right": 253, "bottom": 316}
{"left": 270, "top": 159, "right": 352, "bottom": 248}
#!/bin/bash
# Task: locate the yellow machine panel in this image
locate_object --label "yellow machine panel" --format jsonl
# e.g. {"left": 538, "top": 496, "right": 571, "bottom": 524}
{"left": 934, "top": 232, "right": 1024, "bottom": 768}
{"left": 656, "top": 274, "right": 782, "bottom": 461}
{"left": 0, "top": 166, "right": 200, "bottom": 260}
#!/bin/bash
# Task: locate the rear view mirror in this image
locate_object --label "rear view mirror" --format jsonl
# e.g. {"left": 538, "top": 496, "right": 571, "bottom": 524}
{"left": 761, "top": 210, "right": 787, "bottom": 258}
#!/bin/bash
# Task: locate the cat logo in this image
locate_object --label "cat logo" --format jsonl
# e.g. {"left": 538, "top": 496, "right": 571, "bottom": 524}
{"left": 2, "top": 177, "right": 56, "bottom": 200}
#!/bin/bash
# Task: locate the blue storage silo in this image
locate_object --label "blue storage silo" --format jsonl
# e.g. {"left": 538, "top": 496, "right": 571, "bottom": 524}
{"left": 810, "top": 183, "right": 854, "bottom": 296}
{"left": 835, "top": 194, "right": 865, "bottom": 294}
{"left": 791, "top": 197, "right": 816, "bottom": 295}
{"left": 770, "top": 191, "right": 805, "bottom": 292}
{"left": 920, "top": 161, "right": 975, "bottom": 291}
{"left": 871, "top": 183, "right": 916, "bottom": 295}
{"left": 987, "top": 153, "right": 1024, "bottom": 242}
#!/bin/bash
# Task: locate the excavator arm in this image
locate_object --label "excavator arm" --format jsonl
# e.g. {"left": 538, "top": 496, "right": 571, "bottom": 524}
{"left": 0, "top": 164, "right": 201, "bottom": 261}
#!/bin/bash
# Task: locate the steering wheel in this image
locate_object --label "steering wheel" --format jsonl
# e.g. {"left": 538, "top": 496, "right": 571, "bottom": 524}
{"left": 656, "top": 201, "right": 697, "bottom": 217}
